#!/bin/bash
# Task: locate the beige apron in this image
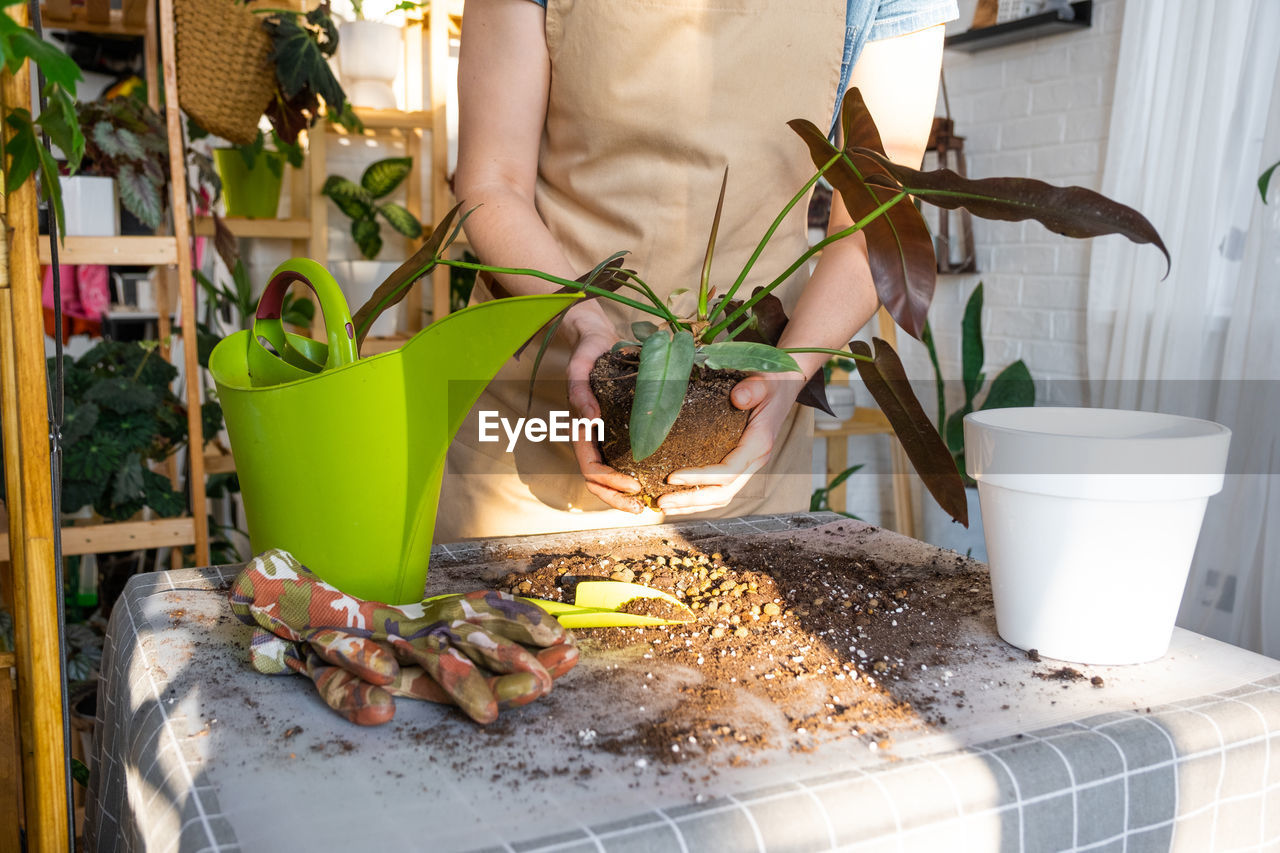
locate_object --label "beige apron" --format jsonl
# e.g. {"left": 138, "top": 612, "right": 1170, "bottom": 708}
{"left": 437, "top": 0, "right": 845, "bottom": 541}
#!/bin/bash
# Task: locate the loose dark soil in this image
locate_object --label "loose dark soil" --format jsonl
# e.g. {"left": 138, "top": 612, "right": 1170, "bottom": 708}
{"left": 590, "top": 350, "right": 748, "bottom": 504}
{"left": 615, "top": 596, "right": 693, "bottom": 620}
{"left": 498, "top": 530, "right": 1002, "bottom": 763}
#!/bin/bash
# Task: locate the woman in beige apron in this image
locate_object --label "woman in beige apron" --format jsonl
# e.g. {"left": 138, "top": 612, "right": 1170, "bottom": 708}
{"left": 437, "top": 0, "right": 952, "bottom": 541}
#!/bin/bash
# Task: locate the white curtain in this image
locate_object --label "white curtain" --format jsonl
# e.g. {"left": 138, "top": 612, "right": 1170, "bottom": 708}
{"left": 1087, "top": 1, "right": 1280, "bottom": 656}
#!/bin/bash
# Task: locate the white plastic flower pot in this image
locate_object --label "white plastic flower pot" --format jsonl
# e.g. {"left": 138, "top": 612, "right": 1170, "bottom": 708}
{"left": 964, "top": 407, "right": 1231, "bottom": 665}
{"left": 60, "top": 176, "right": 119, "bottom": 236}
{"left": 338, "top": 21, "right": 403, "bottom": 110}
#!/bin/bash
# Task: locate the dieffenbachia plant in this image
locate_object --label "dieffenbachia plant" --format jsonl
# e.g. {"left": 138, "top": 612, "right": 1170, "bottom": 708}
{"left": 352, "top": 87, "right": 1169, "bottom": 526}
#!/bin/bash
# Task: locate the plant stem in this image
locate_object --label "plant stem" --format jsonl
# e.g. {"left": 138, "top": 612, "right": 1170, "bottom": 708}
{"left": 707, "top": 151, "right": 841, "bottom": 327}
{"left": 436, "top": 258, "right": 670, "bottom": 319}
{"left": 703, "top": 189, "right": 907, "bottom": 342}
{"left": 780, "top": 346, "right": 873, "bottom": 364}
{"left": 616, "top": 269, "right": 681, "bottom": 326}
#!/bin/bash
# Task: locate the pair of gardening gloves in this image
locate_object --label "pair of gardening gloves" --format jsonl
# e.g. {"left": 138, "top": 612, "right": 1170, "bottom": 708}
{"left": 229, "top": 549, "right": 578, "bottom": 726}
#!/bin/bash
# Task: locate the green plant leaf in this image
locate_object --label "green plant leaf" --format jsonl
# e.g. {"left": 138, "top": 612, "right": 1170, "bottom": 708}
{"left": 980, "top": 359, "right": 1035, "bottom": 411}
{"left": 698, "top": 166, "right": 729, "bottom": 319}
{"left": 61, "top": 402, "right": 99, "bottom": 447}
{"left": 631, "top": 329, "right": 695, "bottom": 461}
{"left": 111, "top": 455, "right": 146, "bottom": 507}
{"left": 351, "top": 217, "right": 382, "bottom": 260}
{"left": 857, "top": 147, "right": 1171, "bottom": 274}
{"left": 321, "top": 175, "right": 374, "bottom": 219}
{"left": 361, "top": 157, "right": 413, "bottom": 198}
{"left": 282, "top": 292, "right": 316, "bottom": 328}
{"left": 851, "top": 337, "right": 968, "bottom": 525}
{"left": 3, "top": 110, "right": 39, "bottom": 193}
{"left": 921, "top": 320, "right": 946, "bottom": 434}
{"left": 943, "top": 408, "right": 965, "bottom": 458}
{"left": 960, "top": 283, "right": 985, "bottom": 408}
{"left": 701, "top": 341, "right": 799, "bottom": 373}
{"left": 351, "top": 202, "right": 464, "bottom": 344}
{"left": 376, "top": 202, "right": 422, "bottom": 238}
{"left": 632, "top": 321, "right": 659, "bottom": 341}
{"left": 116, "top": 163, "right": 165, "bottom": 230}
{"left": 70, "top": 758, "right": 90, "bottom": 787}
{"left": 4, "top": 27, "right": 81, "bottom": 93}
{"left": 264, "top": 14, "right": 346, "bottom": 109}
{"left": 1260, "top": 159, "right": 1280, "bottom": 204}
{"left": 142, "top": 469, "right": 185, "bottom": 517}
{"left": 38, "top": 84, "right": 84, "bottom": 173}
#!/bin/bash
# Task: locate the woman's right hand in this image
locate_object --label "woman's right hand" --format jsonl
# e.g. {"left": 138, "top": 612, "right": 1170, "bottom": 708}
{"left": 563, "top": 308, "right": 646, "bottom": 513}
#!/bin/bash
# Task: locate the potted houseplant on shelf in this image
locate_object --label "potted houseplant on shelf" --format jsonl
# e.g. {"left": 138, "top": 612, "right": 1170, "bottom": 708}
{"left": 75, "top": 96, "right": 169, "bottom": 232}
{"left": 209, "top": 128, "right": 304, "bottom": 219}
{"left": 919, "top": 281, "right": 1033, "bottom": 559}
{"left": 358, "top": 87, "right": 1167, "bottom": 519}
{"left": 322, "top": 155, "right": 423, "bottom": 336}
{"left": 337, "top": 0, "right": 404, "bottom": 110}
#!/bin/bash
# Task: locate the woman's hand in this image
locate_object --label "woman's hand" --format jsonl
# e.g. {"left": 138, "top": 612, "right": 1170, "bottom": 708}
{"left": 656, "top": 371, "right": 805, "bottom": 516}
{"left": 563, "top": 308, "right": 647, "bottom": 513}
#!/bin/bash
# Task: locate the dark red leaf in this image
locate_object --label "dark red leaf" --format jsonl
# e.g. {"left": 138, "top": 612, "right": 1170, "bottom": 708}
{"left": 788, "top": 119, "right": 937, "bottom": 338}
{"left": 858, "top": 148, "right": 1171, "bottom": 274}
{"left": 852, "top": 338, "right": 968, "bottom": 526}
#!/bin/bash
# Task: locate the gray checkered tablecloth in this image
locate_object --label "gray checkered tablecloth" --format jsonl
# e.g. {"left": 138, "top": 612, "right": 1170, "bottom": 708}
{"left": 85, "top": 514, "right": 1280, "bottom": 852}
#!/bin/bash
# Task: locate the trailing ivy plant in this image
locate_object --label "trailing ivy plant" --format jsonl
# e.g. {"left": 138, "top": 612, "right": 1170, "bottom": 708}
{"left": 347, "top": 87, "right": 1169, "bottom": 526}
{"left": 922, "top": 282, "right": 1034, "bottom": 484}
{"left": 76, "top": 96, "right": 169, "bottom": 229}
{"left": 321, "top": 156, "right": 423, "bottom": 259}
{"left": 0, "top": 0, "right": 84, "bottom": 236}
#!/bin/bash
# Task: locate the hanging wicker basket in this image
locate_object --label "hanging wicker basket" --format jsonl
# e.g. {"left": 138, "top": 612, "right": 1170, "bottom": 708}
{"left": 173, "top": 0, "right": 276, "bottom": 146}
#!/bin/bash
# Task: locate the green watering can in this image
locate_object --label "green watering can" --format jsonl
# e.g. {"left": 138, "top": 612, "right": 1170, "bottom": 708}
{"left": 209, "top": 258, "right": 581, "bottom": 604}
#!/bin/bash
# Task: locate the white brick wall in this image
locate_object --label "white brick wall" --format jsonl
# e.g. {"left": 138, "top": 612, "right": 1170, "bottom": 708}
{"left": 828, "top": 0, "right": 1127, "bottom": 526}
{"left": 899, "top": 0, "right": 1125, "bottom": 405}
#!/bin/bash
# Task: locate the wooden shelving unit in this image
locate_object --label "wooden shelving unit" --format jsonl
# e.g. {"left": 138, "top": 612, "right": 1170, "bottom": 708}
{"left": 15, "top": 0, "right": 210, "bottom": 564}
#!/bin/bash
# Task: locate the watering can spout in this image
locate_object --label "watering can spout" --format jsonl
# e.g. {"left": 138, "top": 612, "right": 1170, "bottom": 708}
{"left": 209, "top": 258, "right": 581, "bottom": 604}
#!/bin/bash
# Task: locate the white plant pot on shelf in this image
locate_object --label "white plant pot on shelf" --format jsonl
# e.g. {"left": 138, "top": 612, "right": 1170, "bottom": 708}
{"left": 336, "top": 260, "right": 401, "bottom": 338}
{"left": 964, "top": 407, "right": 1230, "bottom": 666}
{"left": 338, "top": 21, "right": 403, "bottom": 110}
{"left": 60, "top": 176, "right": 119, "bottom": 237}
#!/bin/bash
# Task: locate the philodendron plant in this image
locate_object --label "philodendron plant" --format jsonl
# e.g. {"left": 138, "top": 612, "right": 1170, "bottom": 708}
{"left": 351, "top": 87, "right": 1169, "bottom": 526}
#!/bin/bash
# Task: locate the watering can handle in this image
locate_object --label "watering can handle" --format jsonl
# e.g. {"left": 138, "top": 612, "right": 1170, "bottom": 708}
{"left": 254, "top": 258, "right": 360, "bottom": 371}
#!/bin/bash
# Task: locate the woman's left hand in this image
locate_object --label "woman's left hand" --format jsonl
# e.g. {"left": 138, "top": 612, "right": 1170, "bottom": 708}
{"left": 656, "top": 372, "right": 805, "bottom": 516}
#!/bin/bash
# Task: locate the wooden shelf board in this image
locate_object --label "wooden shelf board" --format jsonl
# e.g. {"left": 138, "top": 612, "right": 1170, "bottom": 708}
{"left": 40, "top": 7, "right": 146, "bottom": 36}
{"left": 945, "top": 0, "right": 1091, "bottom": 52}
{"left": 352, "top": 108, "right": 432, "bottom": 130}
{"left": 38, "top": 235, "right": 179, "bottom": 266}
{"left": 204, "top": 449, "right": 236, "bottom": 476}
{"left": 815, "top": 408, "right": 893, "bottom": 437}
{"left": 194, "top": 217, "right": 311, "bottom": 240}
{"left": 0, "top": 517, "right": 196, "bottom": 562}
{"left": 360, "top": 335, "right": 411, "bottom": 356}
{"left": 0, "top": 651, "right": 14, "bottom": 669}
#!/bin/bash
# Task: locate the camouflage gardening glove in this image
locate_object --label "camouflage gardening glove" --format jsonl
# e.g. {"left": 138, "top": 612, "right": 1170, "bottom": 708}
{"left": 229, "top": 549, "right": 578, "bottom": 726}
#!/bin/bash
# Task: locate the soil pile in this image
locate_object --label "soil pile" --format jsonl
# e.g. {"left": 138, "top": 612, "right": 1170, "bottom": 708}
{"left": 500, "top": 529, "right": 996, "bottom": 763}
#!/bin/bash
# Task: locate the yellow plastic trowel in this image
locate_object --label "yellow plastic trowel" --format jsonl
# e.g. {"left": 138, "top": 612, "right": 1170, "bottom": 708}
{"left": 524, "top": 581, "right": 694, "bottom": 629}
